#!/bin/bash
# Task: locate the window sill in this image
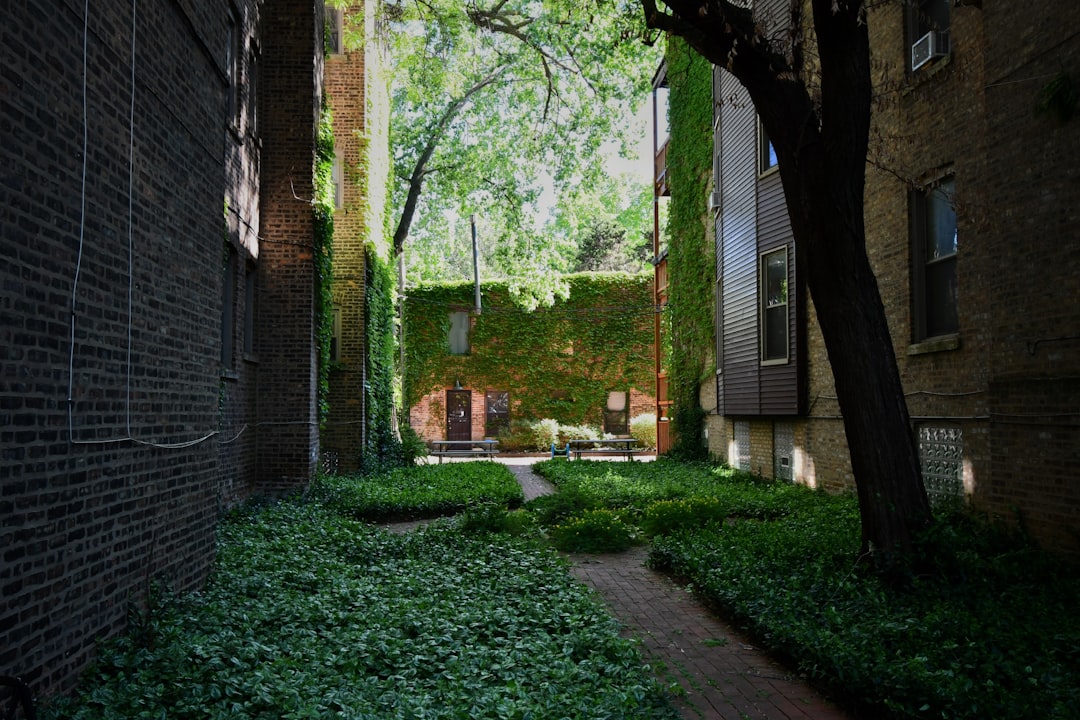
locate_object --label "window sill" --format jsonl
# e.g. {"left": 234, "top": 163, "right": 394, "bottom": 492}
{"left": 907, "top": 334, "right": 960, "bottom": 356}
{"left": 901, "top": 54, "right": 952, "bottom": 97}
{"left": 221, "top": 368, "right": 241, "bottom": 381}
{"left": 243, "top": 353, "right": 259, "bottom": 365}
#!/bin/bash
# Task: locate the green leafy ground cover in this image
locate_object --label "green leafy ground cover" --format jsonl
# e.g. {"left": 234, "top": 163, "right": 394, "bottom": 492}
{"left": 311, "top": 461, "right": 524, "bottom": 521}
{"left": 45, "top": 497, "right": 678, "bottom": 720}
{"left": 533, "top": 459, "right": 1080, "bottom": 719}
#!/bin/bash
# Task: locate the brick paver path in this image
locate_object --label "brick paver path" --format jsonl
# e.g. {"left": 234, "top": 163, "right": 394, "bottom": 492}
{"left": 504, "top": 456, "right": 850, "bottom": 720}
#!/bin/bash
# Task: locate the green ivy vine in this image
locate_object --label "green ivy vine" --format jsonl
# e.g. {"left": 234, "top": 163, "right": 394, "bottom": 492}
{"left": 403, "top": 273, "right": 654, "bottom": 427}
{"left": 664, "top": 38, "right": 714, "bottom": 459}
{"left": 363, "top": 248, "right": 400, "bottom": 470}
{"left": 314, "top": 103, "right": 336, "bottom": 427}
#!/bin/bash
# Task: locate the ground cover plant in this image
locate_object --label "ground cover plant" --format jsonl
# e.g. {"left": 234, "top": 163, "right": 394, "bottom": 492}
{"left": 44, "top": 498, "right": 678, "bottom": 720}
{"left": 310, "top": 461, "right": 523, "bottom": 521}
{"left": 531, "top": 458, "right": 1080, "bottom": 718}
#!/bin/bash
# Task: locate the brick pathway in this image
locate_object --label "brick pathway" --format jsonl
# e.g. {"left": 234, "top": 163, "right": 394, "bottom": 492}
{"left": 568, "top": 547, "right": 849, "bottom": 719}
{"left": 401, "top": 456, "right": 852, "bottom": 719}
{"left": 504, "top": 456, "right": 851, "bottom": 720}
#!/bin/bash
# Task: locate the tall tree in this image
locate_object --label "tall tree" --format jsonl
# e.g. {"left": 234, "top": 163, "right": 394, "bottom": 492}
{"left": 383, "top": 0, "right": 658, "bottom": 299}
{"left": 642, "top": 0, "right": 932, "bottom": 558}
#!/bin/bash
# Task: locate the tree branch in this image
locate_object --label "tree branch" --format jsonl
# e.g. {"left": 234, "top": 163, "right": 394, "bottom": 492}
{"left": 392, "top": 65, "right": 509, "bottom": 255}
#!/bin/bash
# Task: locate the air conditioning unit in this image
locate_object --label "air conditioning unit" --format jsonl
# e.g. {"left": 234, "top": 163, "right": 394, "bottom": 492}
{"left": 707, "top": 189, "right": 722, "bottom": 211}
{"left": 911, "top": 30, "right": 950, "bottom": 71}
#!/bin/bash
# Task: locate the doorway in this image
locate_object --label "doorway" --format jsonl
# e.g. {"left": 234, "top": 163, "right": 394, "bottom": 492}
{"left": 446, "top": 389, "right": 471, "bottom": 440}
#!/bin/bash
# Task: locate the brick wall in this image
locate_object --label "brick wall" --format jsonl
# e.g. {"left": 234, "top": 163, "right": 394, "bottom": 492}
{"left": 1, "top": 0, "right": 324, "bottom": 696}
{"left": 254, "top": 0, "right": 322, "bottom": 491}
{"left": 411, "top": 388, "right": 657, "bottom": 444}
{"left": 323, "top": 2, "right": 370, "bottom": 471}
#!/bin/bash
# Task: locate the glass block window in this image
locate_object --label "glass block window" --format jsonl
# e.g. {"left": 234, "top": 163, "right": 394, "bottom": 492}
{"left": 774, "top": 422, "right": 794, "bottom": 481}
{"left": 734, "top": 420, "right": 751, "bottom": 471}
{"left": 918, "top": 424, "right": 963, "bottom": 505}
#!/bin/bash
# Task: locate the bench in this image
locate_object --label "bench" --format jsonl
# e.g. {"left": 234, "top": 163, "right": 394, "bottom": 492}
{"left": 428, "top": 439, "right": 499, "bottom": 463}
{"left": 567, "top": 438, "right": 641, "bottom": 461}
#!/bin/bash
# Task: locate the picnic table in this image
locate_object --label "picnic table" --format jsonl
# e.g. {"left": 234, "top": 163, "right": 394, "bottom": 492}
{"left": 428, "top": 439, "right": 499, "bottom": 463}
{"left": 556, "top": 437, "right": 641, "bottom": 461}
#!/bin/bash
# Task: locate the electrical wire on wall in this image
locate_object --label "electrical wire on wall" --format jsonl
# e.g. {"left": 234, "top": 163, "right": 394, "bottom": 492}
{"left": 64, "top": 0, "right": 233, "bottom": 450}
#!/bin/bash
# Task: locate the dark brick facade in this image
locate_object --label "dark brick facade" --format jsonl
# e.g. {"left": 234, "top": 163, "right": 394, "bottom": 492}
{"left": 702, "top": 1, "right": 1080, "bottom": 557}
{"left": 2, "top": 0, "right": 326, "bottom": 697}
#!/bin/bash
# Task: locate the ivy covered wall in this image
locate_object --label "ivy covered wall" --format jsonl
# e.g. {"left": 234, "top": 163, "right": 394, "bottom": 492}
{"left": 404, "top": 273, "right": 654, "bottom": 428}
{"left": 664, "top": 37, "right": 715, "bottom": 458}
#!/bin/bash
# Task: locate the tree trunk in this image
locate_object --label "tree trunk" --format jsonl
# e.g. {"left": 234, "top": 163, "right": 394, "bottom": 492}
{"left": 642, "top": 0, "right": 932, "bottom": 558}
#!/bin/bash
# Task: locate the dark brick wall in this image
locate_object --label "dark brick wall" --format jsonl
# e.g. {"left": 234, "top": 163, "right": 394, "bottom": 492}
{"left": 1, "top": 0, "right": 324, "bottom": 697}
{"left": 254, "top": 0, "right": 322, "bottom": 491}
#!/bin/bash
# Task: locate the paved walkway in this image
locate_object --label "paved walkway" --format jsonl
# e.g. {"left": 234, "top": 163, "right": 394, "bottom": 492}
{"left": 398, "top": 455, "right": 851, "bottom": 719}
{"left": 505, "top": 456, "right": 850, "bottom": 720}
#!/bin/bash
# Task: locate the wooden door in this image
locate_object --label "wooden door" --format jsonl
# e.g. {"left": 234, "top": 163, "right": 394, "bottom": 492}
{"left": 446, "top": 389, "right": 471, "bottom": 441}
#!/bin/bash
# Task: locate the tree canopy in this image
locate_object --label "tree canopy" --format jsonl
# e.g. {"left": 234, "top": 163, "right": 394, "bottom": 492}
{"left": 379, "top": 0, "right": 659, "bottom": 305}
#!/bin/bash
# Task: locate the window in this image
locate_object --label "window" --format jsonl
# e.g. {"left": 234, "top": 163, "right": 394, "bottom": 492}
{"left": 243, "top": 263, "right": 257, "bottom": 357}
{"left": 760, "top": 247, "right": 788, "bottom": 363}
{"left": 221, "top": 244, "right": 238, "bottom": 367}
{"left": 246, "top": 46, "right": 259, "bottom": 138}
{"left": 326, "top": 8, "right": 344, "bottom": 55}
{"left": 448, "top": 312, "right": 470, "bottom": 355}
{"left": 227, "top": 7, "right": 242, "bottom": 129}
{"left": 910, "top": 177, "right": 958, "bottom": 340}
{"left": 329, "top": 307, "right": 342, "bottom": 362}
{"left": 907, "top": 0, "right": 950, "bottom": 71}
{"left": 758, "top": 118, "right": 778, "bottom": 175}
{"left": 332, "top": 152, "right": 344, "bottom": 209}
{"left": 485, "top": 391, "right": 509, "bottom": 437}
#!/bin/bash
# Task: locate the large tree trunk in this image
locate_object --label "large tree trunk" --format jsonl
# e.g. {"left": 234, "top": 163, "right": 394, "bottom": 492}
{"left": 643, "top": 0, "right": 932, "bottom": 558}
{"left": 776, "top": 1, "right": 932, "bottom": 557}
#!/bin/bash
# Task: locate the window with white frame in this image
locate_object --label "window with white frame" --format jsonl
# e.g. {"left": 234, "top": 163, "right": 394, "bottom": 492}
{"left": 910, "top": 177, "right": 958, "bottom": 340}
{"left": 760, "top": 247, "right": 788, "bottom": 363}
{"left": 332, "top": 152, "right": 344, "bottom": 209}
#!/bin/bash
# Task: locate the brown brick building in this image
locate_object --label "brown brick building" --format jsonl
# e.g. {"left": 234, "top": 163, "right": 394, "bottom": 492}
{"left": 0, "top": 0, "right": 378, "bottom": 697}
{"left": 691, "top": 1, "right": 1080, "bottom": 555}
{"left": 321, "top": 2, "right": 391, "bottom": 472}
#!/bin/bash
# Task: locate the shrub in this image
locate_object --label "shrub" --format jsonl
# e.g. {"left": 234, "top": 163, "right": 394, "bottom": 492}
{"left": 456, "top": 503, "right": 536, "bottom": 536}
{"left": 557, "top": 423, "right": 601, "bottom": 445}
{"left": 549, "top": 509, "right": 639, "bottom": 553}
{"left": 639, "top": 497, "right": 728, "bottom": 537}
{"left": 629, "top": 413, "right": 657, "bottom": 450}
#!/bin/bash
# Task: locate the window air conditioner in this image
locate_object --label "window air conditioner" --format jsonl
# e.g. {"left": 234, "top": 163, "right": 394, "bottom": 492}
{"left": 911, "top": 31, "right": 950, "bottom": 71}
{"left": 707, "top": 189, "right": 722, "bottom": 211}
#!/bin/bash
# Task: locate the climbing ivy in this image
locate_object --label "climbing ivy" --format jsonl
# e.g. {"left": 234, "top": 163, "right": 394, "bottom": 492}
{"left": 403, "top": 273, "right": 654, "bottom": 428}
{"left": 314, "top": 104, "right": 336, "bottom": 427}
{"left": 362, "top": 248, "right": 401, "bottom": 472}
{"left": 664, "top": 38, "right": 714, "bottom": 459}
